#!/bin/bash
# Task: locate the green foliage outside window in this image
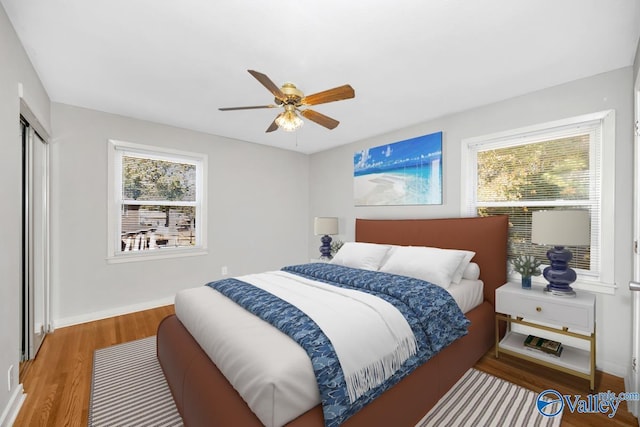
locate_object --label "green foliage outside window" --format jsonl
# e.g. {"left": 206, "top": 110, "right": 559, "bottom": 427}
{"left": 476, "top": 134, "right": 591, "bottom": 271}
{"left": 123, "top": 156, "right": 196, "bottom": 202}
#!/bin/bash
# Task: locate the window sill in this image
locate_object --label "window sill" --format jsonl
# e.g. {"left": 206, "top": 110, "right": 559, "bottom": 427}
{"left": 509, "top": 274, "right": 617, "bottom": 295}
{"left": 107, "top": 247, "right": 208, "bottom": 264}
{"left": 571, "top": 279, "right": 617, "bottom": 295}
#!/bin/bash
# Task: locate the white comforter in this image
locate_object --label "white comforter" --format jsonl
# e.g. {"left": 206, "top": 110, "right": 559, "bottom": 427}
{"left": 174, "top": 275, "right": 483, "bottom": 427}
{"left": 239, "top": 271, "right": 417, "bottom": 402}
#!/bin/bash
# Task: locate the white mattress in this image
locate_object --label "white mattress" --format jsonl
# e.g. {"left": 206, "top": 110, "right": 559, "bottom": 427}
{"left": 446, "top": 279, "right": 484, "bottom": 314}
{"left": 174, "top": 276, "right": 483, "bottom": 427}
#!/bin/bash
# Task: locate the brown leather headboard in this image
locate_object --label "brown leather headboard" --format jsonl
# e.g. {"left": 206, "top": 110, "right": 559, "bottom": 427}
{"left": 355, "top": 215, "right": 508, "bottom": 307}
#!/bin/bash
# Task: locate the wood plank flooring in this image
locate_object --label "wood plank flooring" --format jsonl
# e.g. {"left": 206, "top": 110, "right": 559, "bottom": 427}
{"left": 14, "top": 305, "right": 175, "bottom": 427}
{"left": 13, "top": 305, "right": 638, "bottom": 426}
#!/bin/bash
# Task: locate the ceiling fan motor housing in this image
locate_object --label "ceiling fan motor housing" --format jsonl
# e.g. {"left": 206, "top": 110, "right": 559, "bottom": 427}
{"left": 279, "top": 83, "right": 303, "bottom": 105}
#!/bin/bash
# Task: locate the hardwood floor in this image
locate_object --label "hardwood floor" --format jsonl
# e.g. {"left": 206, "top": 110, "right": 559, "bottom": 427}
{"left": 13, "top": 305, "right": 638, "bottom": 426}
{"left": 14, "top": 305, "right": 175, "bottom": 427}
{"left": 475, "top": 350, "right": 637, "bottom": 426}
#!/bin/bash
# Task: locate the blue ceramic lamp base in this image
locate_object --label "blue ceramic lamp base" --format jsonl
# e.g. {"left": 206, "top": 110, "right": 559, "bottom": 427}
{"left": 319, "top": 235, "right": 333, "bottom": 260}
{"left": 542, "top": 245, "right": 577, "bottom": 297}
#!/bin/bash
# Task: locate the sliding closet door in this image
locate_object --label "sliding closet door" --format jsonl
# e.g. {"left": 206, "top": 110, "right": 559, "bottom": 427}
{"left": 21, "top": 116, "right": 50, "bottom": 360}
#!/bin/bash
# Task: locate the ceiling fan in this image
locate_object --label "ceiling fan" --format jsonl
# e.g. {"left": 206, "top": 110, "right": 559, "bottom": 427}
{"left": 219, "top": 70, "right": 355, "bottom": 133}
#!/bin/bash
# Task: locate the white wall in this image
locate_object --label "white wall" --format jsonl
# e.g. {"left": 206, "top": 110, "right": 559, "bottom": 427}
{"left": 634, "top": 36, "right": 640, "bottom": 87}
{"left": 50, "top": 103, "right": 309, "bottom": 326}
{"left": 0, "top": 4, "right": 51, "bottom": 423}
{"left": 309, "top": 67, "right": 635, "bottom": 377}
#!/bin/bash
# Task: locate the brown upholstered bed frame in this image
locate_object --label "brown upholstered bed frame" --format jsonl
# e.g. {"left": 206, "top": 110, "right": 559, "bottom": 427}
{"left": 157, "top": 215, "right": 508, "bottom": 426}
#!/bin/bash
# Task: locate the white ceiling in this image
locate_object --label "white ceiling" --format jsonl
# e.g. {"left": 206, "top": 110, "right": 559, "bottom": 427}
{"left": 3, "top": 1, "right": 639, "bottom": 154}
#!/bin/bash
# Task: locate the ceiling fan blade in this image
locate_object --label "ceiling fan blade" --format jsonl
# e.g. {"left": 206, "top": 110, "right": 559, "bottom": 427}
{"left": 300, "top": 109, "right": 340, "bottom": 130}
{"left": 301, "top": 84, "right": 355, "bottom": 106}
{"left": 219, "top": 104, "right": 277, "bottom": 111}
{"left": 266, "top": 118, "right": 279, "bottom": 133}
{"left": 248, "top": 70, "right": 286, "bottom": 100}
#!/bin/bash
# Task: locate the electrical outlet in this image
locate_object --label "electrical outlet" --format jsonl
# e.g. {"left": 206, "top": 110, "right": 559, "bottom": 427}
{"left": 221, "top": 266, "right": 228, "bottom": 276}
{"left": 7, "top": 365, "right": 13, "bottom": 391}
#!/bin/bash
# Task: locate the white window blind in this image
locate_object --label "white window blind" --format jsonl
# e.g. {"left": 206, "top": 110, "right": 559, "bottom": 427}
{"left": 462, "top": 111, "right": 615, "bottom": 293}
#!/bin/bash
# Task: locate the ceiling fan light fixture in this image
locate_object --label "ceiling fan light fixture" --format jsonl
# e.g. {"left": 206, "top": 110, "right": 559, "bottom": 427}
{"left": 275, "top": 107, "right": 303, "bottom": 132}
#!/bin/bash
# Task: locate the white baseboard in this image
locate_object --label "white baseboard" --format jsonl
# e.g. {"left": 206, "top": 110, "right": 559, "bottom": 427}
{"left": 0, "top": 385, "right": 26, "bottom": 427}
{"left": 598, "top": 359, "right": 627, "bottom": 379}
{"left": 624, "top": 374, "right": 639, "bottom": 417}
{"left": 53, "top": 296, "right": 175, "bottom": 329}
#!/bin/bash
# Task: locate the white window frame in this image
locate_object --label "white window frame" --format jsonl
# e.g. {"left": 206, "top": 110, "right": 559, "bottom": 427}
{"left": 461, "top": 110, "right": 616, "bottom": 294}
{"left": 107, "top": 139, "right": 208, "bottom": 263}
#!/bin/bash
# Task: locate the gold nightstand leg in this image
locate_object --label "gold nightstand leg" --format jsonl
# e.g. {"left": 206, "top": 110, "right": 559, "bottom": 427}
{"left": 495, "top": 315, "right": 500, "bottom": 358}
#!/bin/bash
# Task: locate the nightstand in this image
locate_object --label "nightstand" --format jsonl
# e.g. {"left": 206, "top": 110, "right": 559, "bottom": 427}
{"left": 495, "top": 282, "right": 596, "bottom": 390}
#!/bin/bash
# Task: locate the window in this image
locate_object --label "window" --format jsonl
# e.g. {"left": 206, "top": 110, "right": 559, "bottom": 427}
{"left": 107, "top": 140, "right": 207, "bottom": 262}
{"left": 462, "top": 111, "right": 615, "bottom": 294}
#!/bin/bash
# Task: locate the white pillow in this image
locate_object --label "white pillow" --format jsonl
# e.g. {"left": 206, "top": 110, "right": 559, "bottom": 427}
{"left": 451, "top": 250, "right": 476, "bottom": 284}
{"left": 379, "top": 246, "right": 469, "bottom": 289}
{"left": 330, "top": 242, "right": 391, "bottom": 271}
{"left": 462, "top": 262, "right": 481, "bottom": 280}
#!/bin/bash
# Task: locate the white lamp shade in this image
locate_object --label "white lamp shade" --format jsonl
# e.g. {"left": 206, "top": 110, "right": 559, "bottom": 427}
{"left": 531, "top": 210, "right": 590, "bottom": 246}
{"left": 314, "top": 217, "right": 338, "bottom": 235}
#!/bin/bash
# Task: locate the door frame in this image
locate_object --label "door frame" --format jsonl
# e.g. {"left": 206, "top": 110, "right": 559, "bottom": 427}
{"left": 20, "top": 99, "right": 51, "bottom": 361}
{"left": 629, "top": 70, "right": 640, "bottom": 417}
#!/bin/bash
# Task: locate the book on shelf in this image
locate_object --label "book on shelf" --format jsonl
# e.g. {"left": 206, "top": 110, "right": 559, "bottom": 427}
{"left": 524, "top": 334, "right": 563, "bottom": 357}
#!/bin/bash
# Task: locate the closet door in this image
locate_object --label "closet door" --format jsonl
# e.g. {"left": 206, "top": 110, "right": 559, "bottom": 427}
{"left": 22, "top": 117, "right": 49, "bottom": 360}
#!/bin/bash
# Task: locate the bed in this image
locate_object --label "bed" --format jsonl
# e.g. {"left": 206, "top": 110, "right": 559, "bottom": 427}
{"left": 157, "top": 215, "right": 508, "bottom": 426}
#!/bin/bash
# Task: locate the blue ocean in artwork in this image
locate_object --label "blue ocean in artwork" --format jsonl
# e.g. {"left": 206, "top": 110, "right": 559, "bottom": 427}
{"left": 354, "top": 132, "right": 442, "bottom": 206}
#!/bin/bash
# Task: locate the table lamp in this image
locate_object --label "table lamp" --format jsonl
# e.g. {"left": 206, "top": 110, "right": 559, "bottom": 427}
{"left": 314, "top": 217, "right": 338, "bottom": 260}
{"left": 531, "top": 210, "right": 590, "bottom": 297}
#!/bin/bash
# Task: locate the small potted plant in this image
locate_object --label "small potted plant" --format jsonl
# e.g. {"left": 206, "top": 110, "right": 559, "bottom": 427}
{"left": 330, "top": 240, "right": 344, "bottom": 257}
{"left": 512, "top": 255, "right": 542, "bottom": 289}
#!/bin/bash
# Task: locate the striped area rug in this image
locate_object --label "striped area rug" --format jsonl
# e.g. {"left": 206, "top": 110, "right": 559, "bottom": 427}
{"left": 88, "top": 336, "right": 183, "bottom": 427}
{"left": 416, "top": 368, "right": 562, "bottom": 427}
{"left": 89, "top": 339, "right": 561, "bottom": 427}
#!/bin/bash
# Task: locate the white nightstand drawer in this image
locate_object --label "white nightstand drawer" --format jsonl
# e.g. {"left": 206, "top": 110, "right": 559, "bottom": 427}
{"left": 495, "top": 282, "right": 594, "bottom": 333}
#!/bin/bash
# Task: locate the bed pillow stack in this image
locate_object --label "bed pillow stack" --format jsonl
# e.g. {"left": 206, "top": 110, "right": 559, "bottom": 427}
{"left": 331, "top": 242, "right": 476, "bottom": 289}
{"left": 379, "top": 246, "right": 474, "bottom": 288}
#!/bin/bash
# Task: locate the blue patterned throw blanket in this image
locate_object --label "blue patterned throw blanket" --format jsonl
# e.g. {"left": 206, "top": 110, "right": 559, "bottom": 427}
{"left": 206, "top": 263, "right": 470, "bottom": 427}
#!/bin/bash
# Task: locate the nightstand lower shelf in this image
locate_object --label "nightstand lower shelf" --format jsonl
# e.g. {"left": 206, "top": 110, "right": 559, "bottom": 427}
{"left": 495, "top": 313, "right": 595, "bottom": 390}
{"left": 499, "top": 331, "right": 591, "bottom": 374}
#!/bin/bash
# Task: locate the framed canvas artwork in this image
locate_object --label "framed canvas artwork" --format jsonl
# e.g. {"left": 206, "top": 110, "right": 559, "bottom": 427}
{"left": 354, "top": 131, "right": 442, "bottom": 206}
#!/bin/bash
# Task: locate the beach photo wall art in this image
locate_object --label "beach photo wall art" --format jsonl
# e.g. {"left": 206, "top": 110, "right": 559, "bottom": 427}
{"left": 354, "top": 131, "right": 443, "bottom": 206}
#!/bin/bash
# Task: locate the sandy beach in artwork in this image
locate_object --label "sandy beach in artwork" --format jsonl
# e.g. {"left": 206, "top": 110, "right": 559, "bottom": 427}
{"left": 354, "top": 170, "right": 441, "bottom": 206}
{"left": 354, "top": 173, "right": 407, "bottom": 205}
